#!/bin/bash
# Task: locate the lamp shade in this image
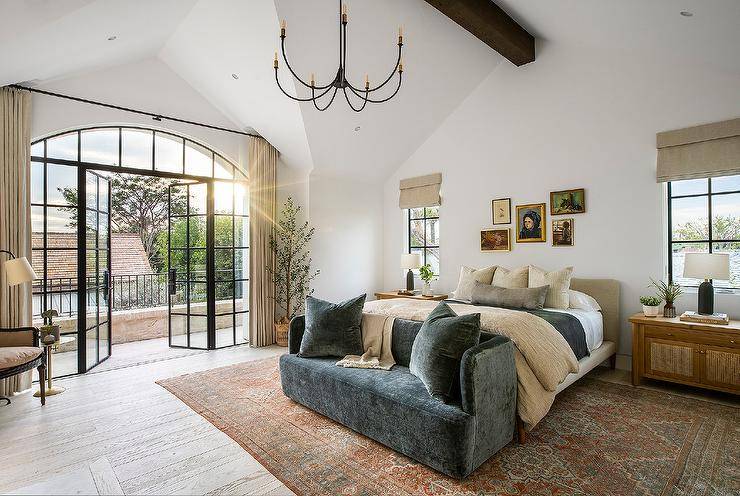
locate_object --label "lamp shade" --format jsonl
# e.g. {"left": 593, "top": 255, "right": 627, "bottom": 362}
{"left": 4, "top": 257, "right": 38, "bottom": 286}
{"left": 683, "top": 253, "right": 730, "bottom": 280}
{"left": 400, "top": 253, "right": 422, "bottom": 270}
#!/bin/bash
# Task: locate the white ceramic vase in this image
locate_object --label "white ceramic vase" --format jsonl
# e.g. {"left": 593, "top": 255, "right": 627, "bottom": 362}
{"left": 422, "top": 281, "right": 432, "bottom": 296}
{"left": 643, "top": 305, "right": 661, "bottom": 317}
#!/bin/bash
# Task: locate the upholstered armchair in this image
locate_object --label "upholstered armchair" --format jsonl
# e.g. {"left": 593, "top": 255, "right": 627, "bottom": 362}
{"left": 0, "top": 327, "right": 46, "bottom": 405}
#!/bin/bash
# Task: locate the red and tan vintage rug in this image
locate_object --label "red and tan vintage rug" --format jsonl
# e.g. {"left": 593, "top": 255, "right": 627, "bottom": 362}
{"left": 158, "top": 356, "right": 739, "bottom": 495}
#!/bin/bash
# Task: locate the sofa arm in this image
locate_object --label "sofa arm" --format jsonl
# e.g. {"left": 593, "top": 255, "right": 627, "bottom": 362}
{"left": 459, "top": 335, "right": 517, "bottom": 469}
{"left": 288, "top": 315, "right": 305, "bottom": 354}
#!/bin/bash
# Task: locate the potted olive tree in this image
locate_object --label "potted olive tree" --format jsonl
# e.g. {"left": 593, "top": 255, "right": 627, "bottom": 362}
{"left": 267, "top": 197, "right": 319, "bottom": 346}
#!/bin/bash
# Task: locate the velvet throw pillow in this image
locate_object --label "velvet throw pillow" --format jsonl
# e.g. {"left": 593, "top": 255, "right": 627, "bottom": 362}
{"left": 471, "top": 282, "right": 548, "bottom": 310}
{"left": 298, "top": 294, "right": 366, "bottom": 358}
{"left": 409, "top": 302, "right": 481, "bottom": 403}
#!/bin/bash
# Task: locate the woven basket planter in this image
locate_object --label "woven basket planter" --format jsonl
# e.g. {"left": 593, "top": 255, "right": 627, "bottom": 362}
{"left": 275, "top": 322, "right": 289, "bottom": 347}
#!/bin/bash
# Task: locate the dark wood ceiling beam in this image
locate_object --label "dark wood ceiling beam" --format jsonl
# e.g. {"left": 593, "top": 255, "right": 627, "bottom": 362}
{"left": 424, "top": 0, "right": 535, "bottom": 66}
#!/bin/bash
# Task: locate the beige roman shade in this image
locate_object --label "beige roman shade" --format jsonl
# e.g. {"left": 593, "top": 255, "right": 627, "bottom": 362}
{"left": 399, "top": 173, "right": 442, "bottom": 209}
{"left": 656, "top": 118, "right": 740, "bottom": 182}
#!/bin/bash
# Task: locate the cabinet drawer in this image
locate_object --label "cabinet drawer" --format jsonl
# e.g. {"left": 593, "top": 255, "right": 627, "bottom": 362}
{"left": 644, "top": 325, "right": 740, "bottom": 349}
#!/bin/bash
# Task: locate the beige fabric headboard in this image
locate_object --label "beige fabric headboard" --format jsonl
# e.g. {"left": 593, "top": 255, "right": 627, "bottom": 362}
{"left": 570, "top": 278, "right": 621, "bottom": 345}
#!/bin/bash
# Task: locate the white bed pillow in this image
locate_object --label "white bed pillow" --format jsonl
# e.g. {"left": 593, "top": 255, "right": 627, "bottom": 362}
{"left": 491, "top": 266, "right": 529, "bottom": 288}
{"left": 568, "top": 290, "right": 601, "bottom": 312}
{"left": 528, "top": 266, "right": 573, "bottom": 310}
{"left": 451, "top": 265, "right": 497, "bottom": 301}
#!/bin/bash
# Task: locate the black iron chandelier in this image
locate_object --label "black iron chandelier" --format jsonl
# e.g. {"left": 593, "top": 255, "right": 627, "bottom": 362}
{"left": 274, "top": 1, "right": 404, "bottom": 112}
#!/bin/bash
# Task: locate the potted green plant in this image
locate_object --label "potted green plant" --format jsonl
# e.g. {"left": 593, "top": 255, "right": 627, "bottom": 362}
{"left": 639, "top": 296, "right": 662, "bottom": 317}
{"left": 419, "top": 264, "right": 435, "bottom": 296}
{"left": 40, "top": 309, "right": 60, "bottom": 344}
{"left": 267, "top": 197, "right": 320, "bottom": 346}
{"left": 650, "top": 278, "right": 683, "bottom": 318}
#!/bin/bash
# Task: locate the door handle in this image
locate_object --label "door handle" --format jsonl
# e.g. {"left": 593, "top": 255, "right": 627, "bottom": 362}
{"left": 168, "top": 268, "right": 177, "bottom": 295}
{"left": 102, "top": 270, "right": 110, "bottom": 302}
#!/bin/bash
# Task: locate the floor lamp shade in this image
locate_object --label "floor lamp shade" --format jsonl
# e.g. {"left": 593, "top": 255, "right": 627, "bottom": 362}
{"left": 682, "top": 253, "right": 730, "bottom": 315}
{"left": 4, "top": 257, "right": 37, "bottom": 286}
{"left": 400, "top": 253, "right": 422, "bottom": 292}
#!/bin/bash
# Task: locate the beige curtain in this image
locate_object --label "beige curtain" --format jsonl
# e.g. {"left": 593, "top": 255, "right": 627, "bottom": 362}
{"left": 248, "top": 137, "right": 277, "bottom": 347}
{"left": 656, "top": 118, "right": 740, "bottom": 182}
{"left": 399, "top": 173, "right": 442, "bottom": 208}
{"left": 0, "top": 86, "right": 33, "bottom": 395}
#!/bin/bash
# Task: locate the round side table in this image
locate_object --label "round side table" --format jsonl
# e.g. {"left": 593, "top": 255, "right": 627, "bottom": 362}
{"left": 34, "top": 336, "right": 65, "bottom": 397}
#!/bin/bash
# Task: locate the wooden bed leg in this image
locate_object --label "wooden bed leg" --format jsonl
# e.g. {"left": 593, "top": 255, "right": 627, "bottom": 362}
{"left": 609, "top": 354, "right": 617, "bottom": 370}
{"left": 516, "top": 415, "right": 526, "bottom": 444}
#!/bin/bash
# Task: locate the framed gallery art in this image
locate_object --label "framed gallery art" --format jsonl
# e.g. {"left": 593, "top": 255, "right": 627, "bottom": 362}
{"left": 481, "top": 228, "right": 511, "bottom": 252}
{"left": 491, "top": 198, "right": 511, "bottom": 225}
{"left": 516, "top": 203, "right": 546, "bottom": 243}
{"left": 550, "top": 188, "right": 585, "bottom": 215}
{"left": 552, "top": 218, "right": 574, "bottom": 246}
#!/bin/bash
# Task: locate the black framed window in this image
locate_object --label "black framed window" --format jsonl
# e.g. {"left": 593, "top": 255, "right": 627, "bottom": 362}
{"left": 407, "top": 207, "right": 440, "bottom": 275}
{"left": 668, "top": 175, "right": 740, "bottom": 290}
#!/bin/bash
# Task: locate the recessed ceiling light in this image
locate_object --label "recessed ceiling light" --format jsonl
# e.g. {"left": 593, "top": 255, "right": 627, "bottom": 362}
{"left": 354, "top": 126, "right": 361, "bottom": 132}
{"left": 231, "top": 73, "right": 239, "bottom": 80}
{"left": 107, "top": 35, "right": 117, "bottom": 41}
{"left": 680, "top": 11, "right": 693, "bottom": 17}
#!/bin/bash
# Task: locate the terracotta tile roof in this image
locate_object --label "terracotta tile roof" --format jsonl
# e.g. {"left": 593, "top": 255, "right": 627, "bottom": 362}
{"left": 32, "top": 232, "right": 154, "bottom": 279}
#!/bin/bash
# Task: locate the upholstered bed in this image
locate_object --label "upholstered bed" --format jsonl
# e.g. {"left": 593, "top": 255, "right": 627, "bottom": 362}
{"left": 363, "top": 277, "right": 620, "bottom": 432}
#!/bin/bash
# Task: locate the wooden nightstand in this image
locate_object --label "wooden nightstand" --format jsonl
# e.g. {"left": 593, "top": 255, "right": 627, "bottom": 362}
{"left": 629, "top": 313, "right": 739, "bottom": 394}
{"left": 374, "top": 291, "right": 448, "bottom": 301}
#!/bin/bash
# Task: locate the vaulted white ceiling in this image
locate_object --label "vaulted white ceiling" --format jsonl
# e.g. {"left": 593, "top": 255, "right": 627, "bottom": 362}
{"left": 1, "top": 0, "right": 739, "bottom": 180}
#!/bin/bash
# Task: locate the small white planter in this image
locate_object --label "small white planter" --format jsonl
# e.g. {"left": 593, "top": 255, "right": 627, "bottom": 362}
{"left": 643, "top": 305, "right": 661, "bottom": 317}
{"left": 422, "top": 281, "right": 433, "bottom": 296}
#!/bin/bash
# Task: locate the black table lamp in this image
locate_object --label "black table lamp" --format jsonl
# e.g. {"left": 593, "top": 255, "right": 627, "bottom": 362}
{"left": 683, "top": 253, "right": 730, "bottom": 315}
{"left": 400, "top": 253, "right": 422, "bottom": 291}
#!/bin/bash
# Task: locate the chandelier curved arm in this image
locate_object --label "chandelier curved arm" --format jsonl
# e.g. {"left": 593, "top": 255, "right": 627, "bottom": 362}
{"left": 313, "top": 86, "right": 340, "bottom": 112}
{"left": 347, "top": 72, "right": 402, "bottom": 104}
{"left": 346, "top": 43, "right": 402, "bottom": 94}
{"left": 281, "top": 37, "right": 335, "bottom": 91}
{"left": 275, "top": 70, "right": 334, "bottom": 102}
{"left": 342, "top": 87, "right": 369, "bottom": 113}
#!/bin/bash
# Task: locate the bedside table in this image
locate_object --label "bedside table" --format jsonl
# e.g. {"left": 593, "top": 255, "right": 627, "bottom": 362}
{"left": 374, "top": 291, "right": 448, "bottom": 301}
{"left": 629, "top": 313, "right": 739, "bottom": 394}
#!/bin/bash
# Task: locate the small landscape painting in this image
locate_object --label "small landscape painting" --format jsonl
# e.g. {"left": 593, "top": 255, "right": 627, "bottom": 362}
{"left": 516, "top": 203, "right": 546, "bottom": 243}
{"left": 481, "top": 228, "right": 511, "bottom": 252}
{"left": 552, "top": 218, "right": 574, "bottom": 246}
{"left": 550, "top": 188, "right": 585, "bottom": 215}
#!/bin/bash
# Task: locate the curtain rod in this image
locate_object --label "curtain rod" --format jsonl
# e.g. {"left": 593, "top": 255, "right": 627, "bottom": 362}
{"left": 9, "top": 84, "right": 260, "bottom": 139}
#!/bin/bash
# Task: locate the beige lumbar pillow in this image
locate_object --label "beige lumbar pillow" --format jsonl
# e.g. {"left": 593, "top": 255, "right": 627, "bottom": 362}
{"left": 451, "top": 265, "right": 497, "bottom": 301}
{"left": 528, "top": 266, "right": 574, "bottom": 309}
{"left": 491, "top": 266, "right": 529, "bottom": 289}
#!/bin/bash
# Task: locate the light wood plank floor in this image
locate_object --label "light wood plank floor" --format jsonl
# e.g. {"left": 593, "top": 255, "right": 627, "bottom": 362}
{"left": 0, "top": 342, "right": 292, "bottom": 495}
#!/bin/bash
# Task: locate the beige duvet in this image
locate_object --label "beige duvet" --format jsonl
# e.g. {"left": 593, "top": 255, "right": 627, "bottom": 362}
{"left": 363, "top": 299, "right": 579, "bottom": 429}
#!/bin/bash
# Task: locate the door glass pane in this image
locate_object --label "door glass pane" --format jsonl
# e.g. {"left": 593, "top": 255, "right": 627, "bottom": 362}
{"left": 234, "top": 183, "right": 248, "bottom": 215}
{"left": 214, "top": 182, "right": 233, "bottom": 214}
{"left": 235, "top": 282, "right": 248, "bottom": 312}
{"left": 189, "top": 283, "right": 208, "bottom": 314}
{"left": 235, "top": 312, "right": 248, "bottom": 344}
{"left": 169, "top": 185, "right": 188, "bottom": 215}
{"left": 188, "top": 316, "right": 208, "bottom": 348}
{"left": 189, "top": 249, "right": 207, "bottom": 281}
{"left": 32, "top": 206, "right": 44, "bottom": 245}
{"left": 215, "top": 217, "right": 233, "bottom": 247}
{"left": 215, "top": 249, "right": 234, "bottom": 281}
{"left": 235, "top": 216, "right": 249, "bottom": 248}
{"left": 188, "top": 183, "right": 207, "bottom": 214}
{"left": 86, "top": 173, "right": 97, "bottom": 208}
{"left": 99, "top": 214, "right": 109, "bottom": 246}
{"left": 46, "top": 249, "right": 77, "bottom": 283}
{"left": 86, "top": 209, "right": 97, "bottom": 249}
{"left": 46, "top": 207, "right": 77, "bottom": 239}
{"left": 155, "top": 132, "right": 184, "bottom": 173}
{"left": 99, "top": 320, "right": 110, "bottom": 360}
{"left": 170, "top": 218, "right": 188, "bottom": 248}
{"left": 235, "top": 249, "right": 249, "bottom": 280}
{"left": 47, "top": 164, "right": 77, "bottom": 206}
{"left": 47, "top": 133, "right": 78, "bottom": 161}
{"left": 671, "top": 196, "right": 708, "bottom": 241}
{"left": 86, "top": 327, "right": 98, "bottom": 369}
{"left": 216, "top": 314, "right": 235, "bottom": 348}
{"left": 170, "top": 314, "right": 187, "bottom": 346}
{"left": 31, "top": 141, "right": 44, "bottom": 157}
{"left": 121, "top": 129, "right": 153, "bottom": 169}
{"left": 185, "top": 142, "right": 212, "bottom": 177}
{"left": 188, "top": 217, "right": 207, "bottom": 247}
{"left": 53, "top": 333, "right": 78, "bottom": 378}
{"left": 81, "top": 129, "right": 119, "bottom": 165}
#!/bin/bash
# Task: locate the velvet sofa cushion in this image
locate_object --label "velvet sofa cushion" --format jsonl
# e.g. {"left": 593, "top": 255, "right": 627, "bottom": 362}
{"left": 471, "top": 282, "right": 548, "bottom": 310}
{"left": 298, "top": 294, "right": 366, "bottom": 358}
{"left": 409, "top": 302, "right": 481, "bottom": 403}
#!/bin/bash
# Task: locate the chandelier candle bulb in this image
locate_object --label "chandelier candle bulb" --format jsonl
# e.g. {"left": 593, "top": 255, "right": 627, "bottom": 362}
{"left": 280, "top": 20, "right": 286, "bottom": 36}
{"left": 311, "top": 73, "right": 315, "bottom": 86}
{"left": 365, "top": 74, "right": 370, "bottom": 90}
{"left": 274, "top": 52, "right": 278, "bottom": 69}
{"left": 342, "top": 4, "right": 347, "bottom": 22}
{"left": 399, "top": 26, "right": 403, "bottom": 44}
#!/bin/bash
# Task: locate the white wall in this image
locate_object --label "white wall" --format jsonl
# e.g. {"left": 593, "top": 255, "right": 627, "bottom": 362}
{"left": 383, "top": 40, "right": 740, "bottom": 359}
{"left": 309, "top": 174, "right": 384, "bottom": 303}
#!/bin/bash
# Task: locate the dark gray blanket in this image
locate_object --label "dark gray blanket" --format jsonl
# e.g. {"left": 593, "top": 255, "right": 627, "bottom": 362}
{"left": 445, "top": 299, "right": 590, "bottom": 360}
